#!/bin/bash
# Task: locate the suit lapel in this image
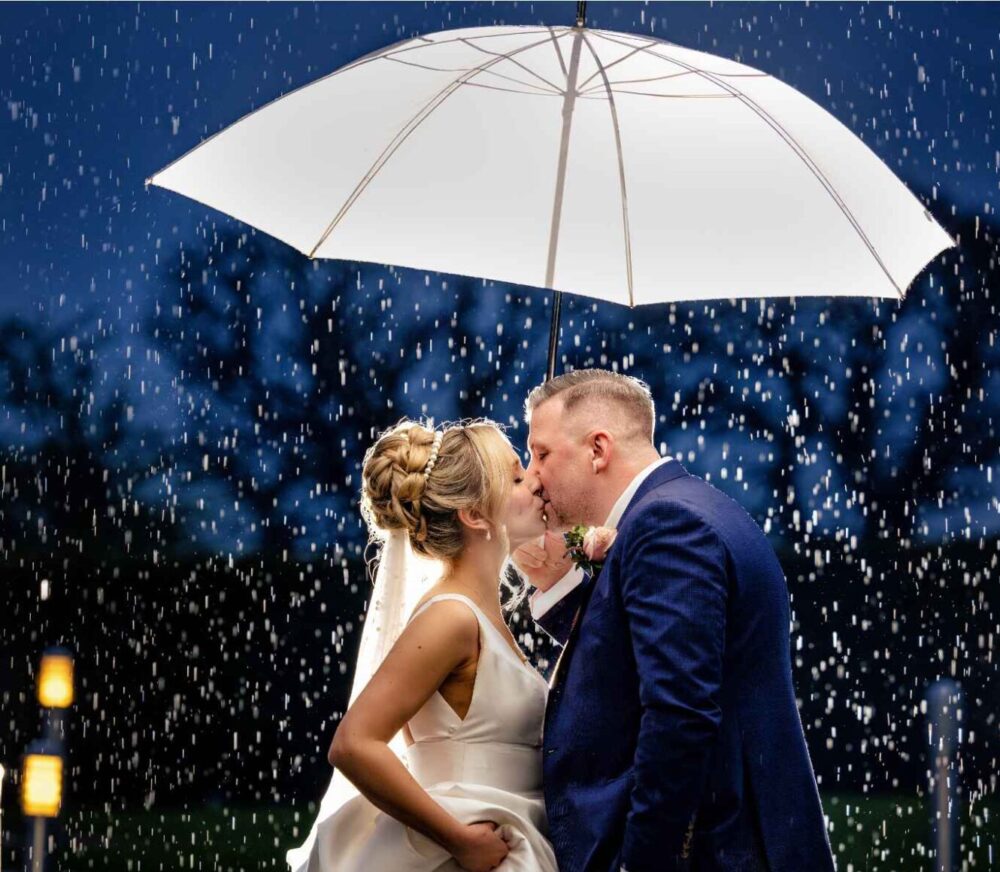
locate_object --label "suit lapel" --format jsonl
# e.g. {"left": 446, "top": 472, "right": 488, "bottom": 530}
{"left": 547, "top": 459, "right": 688, "bottom": 692}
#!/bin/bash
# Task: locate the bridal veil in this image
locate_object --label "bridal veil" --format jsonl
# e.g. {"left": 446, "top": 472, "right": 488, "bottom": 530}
{"left": 286, "top": 528, "right": 442, "bottom": 871}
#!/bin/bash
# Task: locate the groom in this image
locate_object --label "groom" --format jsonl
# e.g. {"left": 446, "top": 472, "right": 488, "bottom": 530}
{"left": 515, "top": 369, "right": 835, "bottom": 872}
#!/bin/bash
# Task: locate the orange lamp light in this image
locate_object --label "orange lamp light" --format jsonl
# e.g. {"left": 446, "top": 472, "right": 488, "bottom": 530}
{"left": 22, "top": 752, "right": 62, "bottom": 818}
{"left": 38, "top": 648, "right": 74, "bottom": 709}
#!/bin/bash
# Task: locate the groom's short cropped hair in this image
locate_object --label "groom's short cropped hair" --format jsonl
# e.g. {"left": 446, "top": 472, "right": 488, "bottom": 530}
{"left": 525, "top": 369, "right": 655, "bottom": 444}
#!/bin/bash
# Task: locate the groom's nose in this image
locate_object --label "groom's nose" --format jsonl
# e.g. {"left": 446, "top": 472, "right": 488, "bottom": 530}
{"left": 528, "top": 475, "right": 543, "bottom": 497}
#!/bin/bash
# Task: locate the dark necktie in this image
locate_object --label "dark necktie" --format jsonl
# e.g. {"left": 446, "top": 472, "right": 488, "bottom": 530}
{"left": 548, "top": 571, "right": 595, "bottom": 690}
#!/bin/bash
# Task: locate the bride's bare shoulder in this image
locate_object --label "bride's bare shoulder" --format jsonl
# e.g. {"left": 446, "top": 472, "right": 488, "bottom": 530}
{"left": 406, "top": 588, "right": 480, "bottom": 650}
{"left": 411, "top": 582, "right": 477, "bottom": 617}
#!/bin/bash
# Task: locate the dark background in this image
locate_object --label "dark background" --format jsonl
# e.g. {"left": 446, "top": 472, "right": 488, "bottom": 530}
{"left": 1, "top": 2, "right": 997, "bottom": 868}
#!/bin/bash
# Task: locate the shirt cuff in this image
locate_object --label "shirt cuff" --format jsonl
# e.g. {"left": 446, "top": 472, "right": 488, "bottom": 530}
{"left": 529, "top": 566, "right": 586, "bottom": 621}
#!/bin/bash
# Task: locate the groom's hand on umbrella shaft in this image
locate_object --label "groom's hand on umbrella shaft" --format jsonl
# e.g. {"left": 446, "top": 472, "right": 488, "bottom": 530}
{"left": 512, "top": 531, "right": 573, "bottom": 592}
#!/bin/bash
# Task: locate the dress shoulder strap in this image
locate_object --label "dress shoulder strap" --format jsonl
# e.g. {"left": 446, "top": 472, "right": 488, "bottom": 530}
{"left": 407, "top": 593, "right": 485, "bottom": 627}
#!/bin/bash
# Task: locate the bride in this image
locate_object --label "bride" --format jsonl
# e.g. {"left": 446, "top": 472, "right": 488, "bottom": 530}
{"left": 287, "top": 419, "right": 557, "bottom": 872}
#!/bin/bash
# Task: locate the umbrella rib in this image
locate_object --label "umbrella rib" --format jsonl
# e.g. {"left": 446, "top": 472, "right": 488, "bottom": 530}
{"left": 456, "top": 36, "right": 566, "bottom": 94}
{"left": 544, "top": 28, "right": 584, "bottom": 291}
{"left": 584, "top": 27, "right": 776, "bottom": 81}
{"left": 579, "top": 69, "right": 694, "bottom": 93}
{"left": 391, "top": 27, "right": 561, "bottom": 51}
{"left": 590, "top": 30, "right": 905, "bottom": 299}
{"left": 580, "top": 32, "right": 635, "bottom": 307}
{"left": 307, "top": 31, "right": 567, "bottom": 259}
{"left": 382, "top": 27, "right": 566, "bottom": 61}
{"left": 576, "top": 42, "right": 651, "bottom": 93}
{"left": 384, "top": 54, "right": 562, "bottom": 94}
{"left": 461, "top": 80, "right": 564, "bottom": 98}
{"left": 586, "top": 30, "right": 774, "bottom": 79}
{"left": 546, "top": 26, "right": 569, "bottom": 80}
{"left": 580, "top": 90, "right": 738, "bottom": 100}
{"left": 578, "top": 70, "right": 768, "bottom": 96}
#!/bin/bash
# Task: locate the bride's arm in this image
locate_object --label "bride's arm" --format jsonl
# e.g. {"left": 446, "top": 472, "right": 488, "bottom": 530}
{"left": 328, "top": 599, "right": 507, "bottom": 869}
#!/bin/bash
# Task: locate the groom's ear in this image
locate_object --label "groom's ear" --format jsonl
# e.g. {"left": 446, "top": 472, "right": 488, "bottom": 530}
{"left": 587, "top": 430, "right": 614, "bottom": 474}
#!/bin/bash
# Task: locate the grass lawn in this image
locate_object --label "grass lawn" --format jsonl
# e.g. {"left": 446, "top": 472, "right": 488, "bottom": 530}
{"left": 47, "top": 793, "right": 997, "bottom": 870}
{"left": 823, "top": 793, "right": 996, "bottom": 871}
{"left": 62, "top": 805, "right": 303, "bottom": 871}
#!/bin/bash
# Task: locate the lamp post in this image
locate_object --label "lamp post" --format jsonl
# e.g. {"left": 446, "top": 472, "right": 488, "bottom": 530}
{"left": 20, "top": 742, "right": 63, "bottom": 872}
{"left": 926, "top": 678, "right": 962, "bottom": 872}
{"left": 1, "top": 761, "right": 6, "bottom": 872}
{"left": 37, "top": 648, "right": 74, "bottom": 745}
{"left": 21, "top": 647, "right": 73, "bottom": 872}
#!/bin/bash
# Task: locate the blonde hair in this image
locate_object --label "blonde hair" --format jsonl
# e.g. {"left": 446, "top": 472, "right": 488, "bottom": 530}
{"left": 524, "top": 368, "right": 655, "bottom": 443}
{"left": 360, "top": 418, "right": 514, "bottom": 562}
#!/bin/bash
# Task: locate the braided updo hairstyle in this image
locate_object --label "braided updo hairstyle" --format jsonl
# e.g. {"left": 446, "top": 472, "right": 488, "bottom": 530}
{"left": 360, "top": 418, "right": 514, "bottom": 562}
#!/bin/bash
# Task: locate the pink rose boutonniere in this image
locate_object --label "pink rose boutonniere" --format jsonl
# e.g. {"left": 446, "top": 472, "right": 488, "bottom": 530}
{"left": 564, "top": 524, "right": 618, "bottom": 576}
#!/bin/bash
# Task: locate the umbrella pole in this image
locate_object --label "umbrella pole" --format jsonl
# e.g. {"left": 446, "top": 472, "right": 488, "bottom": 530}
{"left": 546, "top": 290, "right": 563, "bottom": 382}
{"left": 543, "top": 3, "right": 584, "bottom": 383}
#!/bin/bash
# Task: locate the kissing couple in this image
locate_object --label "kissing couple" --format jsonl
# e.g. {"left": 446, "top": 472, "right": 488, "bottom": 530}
{"left": 287, "top": 369, "right": 835, "bottom": 872}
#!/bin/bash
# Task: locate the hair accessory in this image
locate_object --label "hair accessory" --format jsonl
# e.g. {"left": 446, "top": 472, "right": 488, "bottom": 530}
{"left": 422, "top": 431, "right": 444, "bottom": 479}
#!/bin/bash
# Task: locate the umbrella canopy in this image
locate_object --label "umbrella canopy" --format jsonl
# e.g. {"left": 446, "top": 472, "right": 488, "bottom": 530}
{"left": 147, "top": 23, "right": 954, "bottom": 309}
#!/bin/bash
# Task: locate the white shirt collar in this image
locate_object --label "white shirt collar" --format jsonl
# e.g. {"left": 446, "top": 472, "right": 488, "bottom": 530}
{"left": 604, "top": 456, "right": 673, "bottom": 528}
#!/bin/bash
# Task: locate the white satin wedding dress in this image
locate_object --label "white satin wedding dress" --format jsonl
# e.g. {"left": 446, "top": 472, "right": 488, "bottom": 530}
{"left": 299, "top": 593, "right": 558, "bottom": 871}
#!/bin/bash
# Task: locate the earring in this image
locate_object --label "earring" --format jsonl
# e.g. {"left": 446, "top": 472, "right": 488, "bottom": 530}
{"left": 485, "top": 529, "right": 492, "bottom": 541}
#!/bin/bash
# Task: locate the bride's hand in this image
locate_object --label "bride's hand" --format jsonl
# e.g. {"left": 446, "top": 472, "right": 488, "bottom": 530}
{"left": 449, "top": 821, "right": 510, "bottom": 871}
{"left": 511, "top": 531, "right": 573, "bottom": 592}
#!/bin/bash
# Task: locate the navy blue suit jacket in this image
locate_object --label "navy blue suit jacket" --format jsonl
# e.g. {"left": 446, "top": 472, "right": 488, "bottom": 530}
{"left": 538, "top": 459, "right": 834, "bottom": 872}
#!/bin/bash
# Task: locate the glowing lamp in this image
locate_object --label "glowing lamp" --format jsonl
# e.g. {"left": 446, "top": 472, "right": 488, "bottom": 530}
{"left": 37, "top": 648, "right": 74, "bottom": 709}
{"left": 22, "top": 749, "right": 62, "bottom": 818}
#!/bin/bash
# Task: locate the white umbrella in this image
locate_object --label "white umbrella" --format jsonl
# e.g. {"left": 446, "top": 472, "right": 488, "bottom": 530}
{"left": 146, "top": 14, "right": 955, "bottom": 378}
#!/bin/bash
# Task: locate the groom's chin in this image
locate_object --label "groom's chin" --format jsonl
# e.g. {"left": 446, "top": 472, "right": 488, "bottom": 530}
{"left": 541, "top": 501, "right": 570, "bottom": 532}
{"left": 544, "top": 512, "right": 573, "bottom": 534}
